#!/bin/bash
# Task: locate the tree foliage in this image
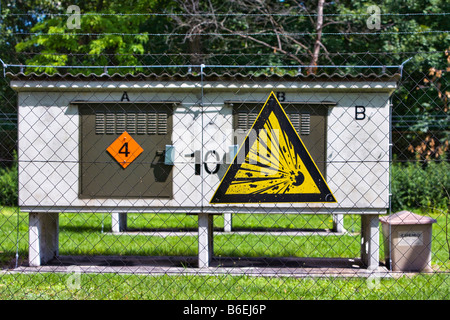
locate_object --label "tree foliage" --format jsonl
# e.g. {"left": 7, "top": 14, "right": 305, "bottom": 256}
{"left": 0, "top": 0, "right": 449, "bottom": 161}
{"left": 9, "top": 0, "right": 449, "bottom": 69}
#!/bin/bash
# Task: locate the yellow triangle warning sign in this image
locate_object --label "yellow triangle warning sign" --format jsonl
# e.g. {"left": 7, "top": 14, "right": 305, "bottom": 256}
{"left": 210, "top": 92, "right": 336, "bottom": 204}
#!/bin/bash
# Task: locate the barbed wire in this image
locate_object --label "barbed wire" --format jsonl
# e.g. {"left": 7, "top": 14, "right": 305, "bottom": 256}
{"left": 1, "top": 63, "right": 403, "bottom": 70}
{"left": 1, "top": 12, "right": 449, "bottom": 18}
{"left": 9, "top": 30, "right": 450, "bottom": 37}
{"left": 12, "top": 50, "right": 448, "bottom": 56}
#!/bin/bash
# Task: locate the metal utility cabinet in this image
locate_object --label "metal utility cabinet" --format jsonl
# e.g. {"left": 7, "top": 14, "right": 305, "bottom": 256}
{"left": 9, "top": 71, "right": 399, "bottom": 268}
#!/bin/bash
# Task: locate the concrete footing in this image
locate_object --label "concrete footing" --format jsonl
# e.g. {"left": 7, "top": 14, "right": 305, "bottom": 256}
{"left": 28, "top": 212, "right": 59, "bottom": 267}
{"left": 111, "top": 212, "right": 127, "bottom": 233}
{"left": 27, "top": 212, "right": 380, "bottom": 270}
{"left": 332, "top": 214, "right": 345, "bottom": 233}
{"left": 361, "top": 214, "right": 380, "bottom": 270}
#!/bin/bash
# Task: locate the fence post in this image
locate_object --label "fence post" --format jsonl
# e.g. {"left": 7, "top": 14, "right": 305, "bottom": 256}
{"left": 198, "top": 212, "right": 213, "bottom": 268}
{"left": 223, "top": 211, "right": 233, "bottom": 232}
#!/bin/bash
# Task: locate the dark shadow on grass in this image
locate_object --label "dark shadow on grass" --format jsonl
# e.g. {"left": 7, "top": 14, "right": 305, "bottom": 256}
{"left": 39, "top": 255, "right": 376, "bottom": 272}
{"left": 1, "top": 249, "right": 28, "bottom": 269}
{"left": 59, "top": 225, "right": 105, "bottom": 233}
{"left": 119, "top": 227, "right": 333, "bottom": 233}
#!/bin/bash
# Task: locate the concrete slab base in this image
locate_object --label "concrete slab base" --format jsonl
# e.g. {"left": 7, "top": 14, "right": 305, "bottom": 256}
{"left": 13, "top": 255, "right": 389, "bottom": 278}
{"left": 26, "top": 212, "right": 379, "bottom": 271}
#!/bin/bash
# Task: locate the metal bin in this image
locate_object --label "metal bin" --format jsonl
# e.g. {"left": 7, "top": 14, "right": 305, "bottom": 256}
{"left": 380, "top": 210, "right": 437, "bottom": 272}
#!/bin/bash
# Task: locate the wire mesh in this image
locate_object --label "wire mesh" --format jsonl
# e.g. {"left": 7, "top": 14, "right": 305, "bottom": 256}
{"left": 0, "top": 29, "right": 449, "bottom": 301}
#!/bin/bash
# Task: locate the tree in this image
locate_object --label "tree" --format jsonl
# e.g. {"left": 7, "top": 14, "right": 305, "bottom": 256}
{"left": 15, "top": 0, "right": 383, "bottom": 71}
{"left": 170, "top": 0, "right": 336, "bottom": 69}
{"left": 5, "top": 0, "right": 450, "bottom": 164}
{"left": 0, "top": 0, "right": 56, "bottom": 164}
{"left": 402, "top": 48, "right": 450, "bottom": 162}
{"left": 13, "top": 0, "right": 173, "bottom": 74}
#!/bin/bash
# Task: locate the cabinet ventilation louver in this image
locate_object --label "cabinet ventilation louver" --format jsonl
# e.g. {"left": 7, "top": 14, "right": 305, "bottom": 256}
{"left": 95, "top": 111, "right": 168, "bottom": 135}
{"left": 237, "top": 111, "right": 310, "bottom": 135}
{"left": 300, "top": 113, "right": 311, "bottom": 135}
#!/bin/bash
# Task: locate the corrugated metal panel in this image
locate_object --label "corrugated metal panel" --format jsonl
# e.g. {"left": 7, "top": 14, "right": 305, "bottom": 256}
{"left": 6, "top": 71, "right": 401, "bottom": 82}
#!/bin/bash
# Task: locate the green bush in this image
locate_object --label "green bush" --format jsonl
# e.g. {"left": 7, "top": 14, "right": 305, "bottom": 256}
{"left": 0, "top": 162, "right": 18, "bottom": 206}
{"left": 391, "top": 160, "right": 450, "bottom": 212}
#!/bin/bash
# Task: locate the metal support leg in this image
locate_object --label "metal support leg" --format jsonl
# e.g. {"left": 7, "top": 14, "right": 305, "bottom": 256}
{"left": 332, "top": 214, "right": 345, "bottom": 233}
{"left": 111, "top": 212, "right": 127, "bottom": 232}
{"left": 223, "top": 212, "right": 232, "bottom": 232}
{"left": 198, "top": 213, "right": 214, "bottom": 268}
{"left": 361, "top": 214, "right": 380, "bottom": 270}
{"left": 29, "top": 212, "right": 59, "bottom": 267}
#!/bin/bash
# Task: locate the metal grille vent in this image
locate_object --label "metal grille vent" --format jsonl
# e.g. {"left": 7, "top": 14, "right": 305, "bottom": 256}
{"left": 300, "top": 113, "right": 311, "bottom": 135}
{"left": 95, "top": 112, "right": 168, "bottom": 135}
{"left": 237, "top": 111, "right": 310, "bottom": 136}
{"left": 95, "top": 113, "right": 105, "bottom": 134}
{"left": 288, "top": 113, "right": 300, "bottom": 133}
{"left": 237, "top": 112, "right": 258, "bottom": 131}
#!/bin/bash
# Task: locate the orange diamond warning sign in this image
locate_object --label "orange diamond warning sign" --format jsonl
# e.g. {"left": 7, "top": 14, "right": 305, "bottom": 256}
{"left": 106, "top": 131, "right": 143, "bottom": 169}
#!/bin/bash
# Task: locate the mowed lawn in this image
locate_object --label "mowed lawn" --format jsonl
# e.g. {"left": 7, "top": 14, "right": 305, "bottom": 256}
{"left": 1, "top": 207, "right": 449, "bottom": 299}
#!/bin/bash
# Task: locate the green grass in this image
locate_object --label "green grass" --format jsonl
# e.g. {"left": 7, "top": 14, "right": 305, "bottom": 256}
{"left": 58, "top": 212, "right": 361, "bottom": 258}
{"left": 1, "top": 207, "right": 449, "bottom": 299}
{"left": 1, "top": 271, "right": 449, "bottom": 300}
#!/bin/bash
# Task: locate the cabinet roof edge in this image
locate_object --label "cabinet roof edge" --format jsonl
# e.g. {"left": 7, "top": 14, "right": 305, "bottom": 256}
{"left": 7, "top": 72, "right": 400, "bottom": 93}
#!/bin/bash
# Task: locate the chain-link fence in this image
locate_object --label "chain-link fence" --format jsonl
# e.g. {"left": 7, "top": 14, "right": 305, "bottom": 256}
{"left": 0, "top": 47, "right": 449, "bottom": 301}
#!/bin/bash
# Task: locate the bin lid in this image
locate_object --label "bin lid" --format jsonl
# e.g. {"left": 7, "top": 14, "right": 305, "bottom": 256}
{"left": 379, "top": 210, "right": 437, "bottom": 225}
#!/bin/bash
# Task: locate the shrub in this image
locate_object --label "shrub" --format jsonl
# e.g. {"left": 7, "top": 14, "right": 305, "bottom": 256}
{"left": 0, "top": 161, "right": 18, "bottom": 206}
{"left": 391, "top": 160, "right": 450, "bottom": 212}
